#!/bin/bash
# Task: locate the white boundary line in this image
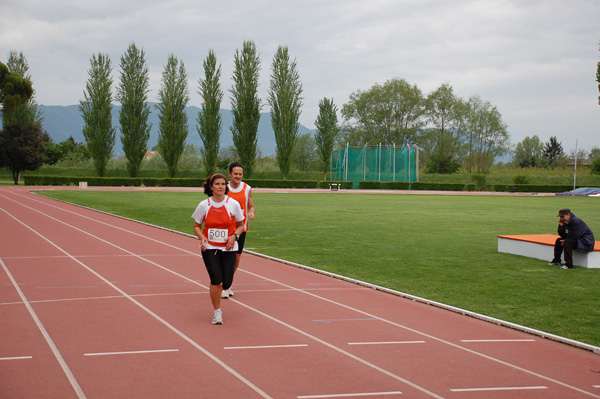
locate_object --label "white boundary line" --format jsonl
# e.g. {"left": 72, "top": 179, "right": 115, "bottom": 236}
{"left": 460, "top": 339, "right": 536, "bottom": 343}
{"left": 84, "top": 349, "right": 179, "bottom": 357}
{"left": 3, "top": 189, "right": 600, "bottom": 398}
{"left": 298, "top": 392, "right": 403, "bottom": 398}
{"left": 0, "top": 356, "right": 33, "bottom": 361}
{"left": 0, "top": 256, "right": 87, "bottom": 399}
{"left": 450, "top": 386, "right": 547, "bottom": 392}
{"left": 348, "top": 341, "right": 425, "bottom": 346}
{"left": 224, "top": 344, "right": 309, "bottom": 350}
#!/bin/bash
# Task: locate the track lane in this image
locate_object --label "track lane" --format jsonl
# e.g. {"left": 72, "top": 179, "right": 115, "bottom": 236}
{"left": 1, "top": 188, "right": 600, "bottom": 397}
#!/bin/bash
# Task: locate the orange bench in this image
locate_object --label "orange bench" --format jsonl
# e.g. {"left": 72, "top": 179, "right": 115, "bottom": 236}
{"left": 497, "top": 234, "right": 600, "bottom": 268}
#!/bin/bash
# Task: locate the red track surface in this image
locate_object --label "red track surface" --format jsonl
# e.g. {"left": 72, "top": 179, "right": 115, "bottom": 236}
{"left": 1, "top": 186, "right": 600, "bottom": 399}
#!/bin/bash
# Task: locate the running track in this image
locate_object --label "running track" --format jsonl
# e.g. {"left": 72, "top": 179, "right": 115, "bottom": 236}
{"left": 1, "top": 186, "right": 600, "bottom": 399}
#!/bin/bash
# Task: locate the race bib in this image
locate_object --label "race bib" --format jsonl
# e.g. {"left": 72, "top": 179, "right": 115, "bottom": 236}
{"left": 208, "top": 228, "right": 228, "bottom": 243}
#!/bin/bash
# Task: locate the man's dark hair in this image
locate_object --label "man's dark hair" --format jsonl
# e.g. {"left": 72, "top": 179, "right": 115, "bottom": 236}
{"left": 558, "top": 208, "right": 571, "bottom": 217}
{"left": 229, "top": 162, "right": 244, "bottom": 173}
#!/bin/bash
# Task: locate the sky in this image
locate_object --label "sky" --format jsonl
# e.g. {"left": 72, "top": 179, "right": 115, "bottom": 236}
{"left": 1, "top": 0, "right": 599, "bottom": 154}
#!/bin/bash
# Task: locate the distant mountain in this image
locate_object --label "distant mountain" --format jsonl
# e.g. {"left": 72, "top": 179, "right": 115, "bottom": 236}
{"left": 39, "top": 104, "right": 314, "bottom": 156}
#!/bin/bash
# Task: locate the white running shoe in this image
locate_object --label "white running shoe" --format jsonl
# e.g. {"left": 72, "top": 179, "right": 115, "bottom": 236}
{"left": 227, "top": 288, "right": 234, "bottom": 297}
{"left": 221, "top": 289, "right": 229, "bottom": 299}
{"left": 212, "top": 309, "right": 223, "bottom": 325}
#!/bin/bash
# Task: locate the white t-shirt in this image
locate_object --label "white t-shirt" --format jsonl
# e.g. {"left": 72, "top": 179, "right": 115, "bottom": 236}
{"left": 191, "top": 196, "right": 244, "bottom": 251}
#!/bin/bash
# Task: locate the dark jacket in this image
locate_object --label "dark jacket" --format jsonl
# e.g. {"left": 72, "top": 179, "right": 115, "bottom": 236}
{"left": 558, "top": 213, "right": 595, "bottom": 252}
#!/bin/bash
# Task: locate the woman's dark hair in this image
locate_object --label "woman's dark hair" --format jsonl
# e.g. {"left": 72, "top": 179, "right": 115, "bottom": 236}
{"left": 203, "top": 173, "right": 229, "bottom": 197}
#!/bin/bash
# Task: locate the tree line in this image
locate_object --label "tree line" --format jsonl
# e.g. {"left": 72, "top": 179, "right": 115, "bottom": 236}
{"left": 0, "top": 43, "right": 340, "bottom": 182}
{"left": 78, "top": 41, "right": 339, "bottom": 180}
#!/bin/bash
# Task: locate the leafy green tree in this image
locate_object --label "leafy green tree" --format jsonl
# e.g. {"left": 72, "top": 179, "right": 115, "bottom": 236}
{"left": 178, "top": 144, "right": 202, "bottom": 170}
{"left": 422, "top": 83, "right": 467, "bottom": 174}
{"left": 591, "top": 157, "right": 600, "bottom": 175}
{"left": 230, "top": 40, "right": 261, "bottom": 177}
{"left": 156, "top": 54, "right": 190, "bottom": 178}
{"left": 589, "top": 146, "right": 600, "bottom": 161}
{"left": 117, "top": 42, "right": 152, "bottom": 177}
{"left": 341, "top": 78, "right": 424, "bottom": 146}
{"left": 43, "top": 136, "right": 88, "bottom": 165}
{"left": 464, "top": 95, "right": 509, "bottom": 174}
{"left": 0, "top": 61, "right": 33, "bottom": 126}
{"left": 292, "top": 132, "right": 317, "bottom": 171}
{"left": 197, "top": 49, "right": 223, "bottom": 176}
{"left": 514, "top": 135, "right": 544, "bottom": 168}
{"left": 542, "top": 136, "right": 564, "bottom": 167}
{"left": 314, "top": 97, "right": 340, "bottom": 180}
{"left": 0, "top": 121, "right": 48, "bottom": 184}
{"left": 5, "top": 51, "right": 43, "bottom": 125}
{"left": 268, "top": 45, "right": 303, "bottom": 179}
{"left": 79, "top": 53, "right": 116, "bottom": 177}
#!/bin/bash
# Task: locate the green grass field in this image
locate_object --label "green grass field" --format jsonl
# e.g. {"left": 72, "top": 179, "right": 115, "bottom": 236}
{"left": 39, "top": 190, "right": 600, "bottom": 347}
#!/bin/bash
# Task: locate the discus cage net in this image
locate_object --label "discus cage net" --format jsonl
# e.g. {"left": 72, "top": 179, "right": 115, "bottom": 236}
{"left": 330, "top": 144, "right": 419, "bottom": 188}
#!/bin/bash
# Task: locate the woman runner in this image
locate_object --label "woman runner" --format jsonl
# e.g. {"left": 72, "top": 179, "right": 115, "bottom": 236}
{"left": 192, "top": 173, "right": 244, "bottom": 324}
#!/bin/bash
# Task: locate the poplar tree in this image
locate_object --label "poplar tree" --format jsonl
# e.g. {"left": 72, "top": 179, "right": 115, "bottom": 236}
{"left": 117, "top": 42, "right": 151, "bottom": 177}
{"left": 79, "top": 53, "right": 116, "bottom": 177}
{"left": 197, "top": 49, "right": 223, "bottom": 176}
{"left": 314, "top": 98, "right": 339, "bottom": 180}
{"left": 596, "top": 41, "right": 599, "bottom": 106}
{"left": 268, "top": 45, "right": 303, "bottom": 180}
{"left": 156, "top": 54, "right": 189, "bottom": 178}
{"left": 5, "top": 50, "right": 43, "bottom": 125}
{"left": 230, "top": 40, "right": 261, "bottom": 177}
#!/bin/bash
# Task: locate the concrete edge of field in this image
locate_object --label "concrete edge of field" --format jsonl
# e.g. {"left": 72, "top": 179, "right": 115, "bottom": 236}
{"left": 29, "top": 187, "right": 599, "bottom": 354}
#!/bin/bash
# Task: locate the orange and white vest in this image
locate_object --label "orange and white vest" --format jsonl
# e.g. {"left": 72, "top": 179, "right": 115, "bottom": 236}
{"left": 227, "top": 182, "right": 251, "bottom": 232}
{"left": 191, "top": 196, "right": 244, "bottom": 251}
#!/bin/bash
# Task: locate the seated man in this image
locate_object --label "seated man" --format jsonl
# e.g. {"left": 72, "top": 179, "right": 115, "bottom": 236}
{"left": 549, "top": 208, "right": 595, "bottom": 269}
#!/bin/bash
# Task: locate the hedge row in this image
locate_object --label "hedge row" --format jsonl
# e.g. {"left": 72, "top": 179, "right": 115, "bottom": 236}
{"left": 22, "top": 175, "right": 574, "bottom": 193}
{"left": 22, "top": 175, "right": 354, "bottom": 190}
{"left": 359, "top": 180, "right": 574, "bottom": 193}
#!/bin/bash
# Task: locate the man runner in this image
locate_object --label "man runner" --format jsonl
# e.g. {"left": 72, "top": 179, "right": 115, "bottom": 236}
{"left": 223, "top": 162, "right": 255, "bottom": 298}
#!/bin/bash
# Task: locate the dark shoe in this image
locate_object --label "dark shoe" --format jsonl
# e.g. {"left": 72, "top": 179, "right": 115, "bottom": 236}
{"left": 548, "top": 260, "right": 562, "bottom": 266}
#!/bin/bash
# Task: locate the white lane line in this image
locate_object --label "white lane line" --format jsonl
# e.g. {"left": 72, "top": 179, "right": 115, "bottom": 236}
{"left": 224, "top": 344, "right": 308, "bottom": 350}
{"left": 450, "top": 386, "right": 547, "bottom": 392}
{"left": 0, "top": 206, "right": 273, "bottom": 399}
{"left": 594, "top": 385, "right": 600, "bottom": 388}
{"left": 35, "top": 286, "right": 98, "bottom": 289}
{"left": 128, "top": 284, "right": 187, "bottom": 288}
{"left": 84, "top": 349, "right": 179, "bottom": 357}
{"left": 0, "top": 256, "right": 87, "bottom": 399}
{"left": 0, "top": 356, "right": 33, "bottom": 360}
{"left": 314, "top": 318, "right": 378, "bottom": 323}
{"left": 298, "top": 391, "right": 402, "bottom": 398}
{"left": 460, "top": 339, "right": 535, "bottom": 343}
{"left": 11, "top": 191, "right": 600, "bottom": 399}
{"left": 348, "top": 341, "right": 425, "bottom": 346}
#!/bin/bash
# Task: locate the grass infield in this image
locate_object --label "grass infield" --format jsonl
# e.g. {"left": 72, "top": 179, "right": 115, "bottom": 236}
{"left": 39, "top": 190, "right": 600, "bottom": 347}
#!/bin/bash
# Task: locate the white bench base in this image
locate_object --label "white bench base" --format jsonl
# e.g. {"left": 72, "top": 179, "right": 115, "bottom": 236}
{"left": 498, "top": 235, "right": 600, "bottom": 268}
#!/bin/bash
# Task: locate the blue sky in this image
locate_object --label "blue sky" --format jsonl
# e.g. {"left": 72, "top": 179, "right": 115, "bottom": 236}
{"left": 1, "top": 0, "right": 599, "bottom": 154}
